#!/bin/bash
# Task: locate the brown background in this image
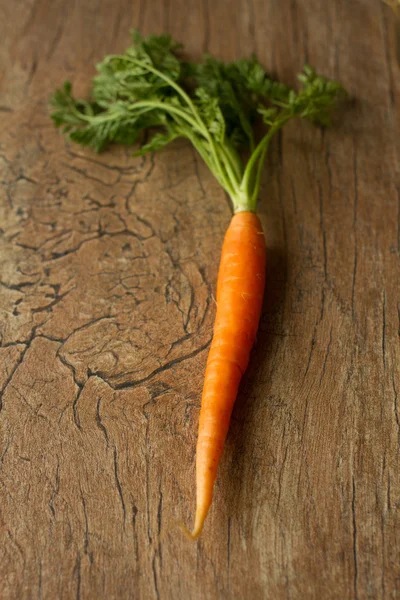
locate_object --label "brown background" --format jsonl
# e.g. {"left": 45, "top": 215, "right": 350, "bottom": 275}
{"left": 1, "top": 0, "right": 400, "bottom": 598}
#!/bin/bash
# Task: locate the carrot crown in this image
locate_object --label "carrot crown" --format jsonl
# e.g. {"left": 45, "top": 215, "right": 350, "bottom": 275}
{"left": 50, "top": 31, "right": 345, "bottom": 213}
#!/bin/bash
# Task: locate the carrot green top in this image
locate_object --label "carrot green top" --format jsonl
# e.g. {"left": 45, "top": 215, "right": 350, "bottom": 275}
{"left": 50, "top": 32, "right": 345, "bottom": 214}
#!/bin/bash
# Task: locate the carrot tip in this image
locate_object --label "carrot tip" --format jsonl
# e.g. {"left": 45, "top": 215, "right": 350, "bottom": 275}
{"left": 156, "top": 518, "right": 202, "bottom": 542}
{"left": 176, "top": 520, "right": 203, "bottom": 541}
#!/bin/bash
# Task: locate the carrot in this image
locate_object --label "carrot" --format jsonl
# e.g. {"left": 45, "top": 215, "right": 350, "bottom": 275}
{"left": 51, "top": 32, "right": 345, "bottom": 538}
{"left": 185, "top": 211, "right": 266, "bottom": 538}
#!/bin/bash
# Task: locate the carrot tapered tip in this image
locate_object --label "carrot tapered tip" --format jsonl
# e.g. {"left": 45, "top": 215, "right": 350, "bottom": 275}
{"left": 178, "top": 504, "right": 210, "bottom": 540}
{"left": 177, "top": 522, "right": 202, "bottom": 541}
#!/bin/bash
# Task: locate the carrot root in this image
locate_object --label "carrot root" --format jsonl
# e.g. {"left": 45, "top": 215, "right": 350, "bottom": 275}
{"left": 188, "top": 211, "right": 266, "bottom": 537}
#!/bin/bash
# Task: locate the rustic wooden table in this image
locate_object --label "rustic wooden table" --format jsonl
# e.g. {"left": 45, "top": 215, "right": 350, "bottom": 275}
{"left": 1, "top": 0, "right": 400, "bottom": 598}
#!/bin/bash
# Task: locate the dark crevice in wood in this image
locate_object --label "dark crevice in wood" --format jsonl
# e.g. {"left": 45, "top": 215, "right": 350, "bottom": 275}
{"left": 113, "top": 446, "right": 126, "bottom": 525}
{"left": 111, "top": 338, "right": 211, "bottom": 390}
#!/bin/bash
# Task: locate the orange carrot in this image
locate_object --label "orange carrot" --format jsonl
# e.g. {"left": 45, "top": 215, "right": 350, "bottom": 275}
{"left": 51, "top": 33, "right": 344, "bottom": 539}
{"left": 184, "top": 211, "right": 266, "bottom": 539}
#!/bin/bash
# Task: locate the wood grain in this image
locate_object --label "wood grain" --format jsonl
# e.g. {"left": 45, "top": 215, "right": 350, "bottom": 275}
{"left": 1, "top": 0, "right": 400, "bottom": 598}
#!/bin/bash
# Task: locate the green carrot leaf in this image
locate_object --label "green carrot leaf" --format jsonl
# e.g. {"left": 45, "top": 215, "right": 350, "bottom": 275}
{"left": 50, "top": 32, "right": 346, "bottom": 212}
{"left": 133, "top": 129, "right": 179, "bottom": 156}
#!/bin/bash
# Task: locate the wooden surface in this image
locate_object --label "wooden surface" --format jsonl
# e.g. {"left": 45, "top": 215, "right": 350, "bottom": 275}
{"left": 1, "top": 1, "right": 400, "bottom": 598}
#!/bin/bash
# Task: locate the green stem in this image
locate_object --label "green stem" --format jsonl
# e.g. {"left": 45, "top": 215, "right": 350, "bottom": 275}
{"left": 130, "top": 101, "right": 204, "bottom": 132}
{"left": 76, "top": 97, "right": 237, "bottom": 193}
{"left": 80, "top": 100, "right": 204, "bottom": 135}
{"left": 221, "top": 141, "right": 243, "bottom": 181}
{"left": 130, "top": 102, "right": 235, "bottom": 195}
{"left": 111, "top": 55, "right": 233, "bottom": 197}
{"left": 240, "top": 129, "right": 274, "bottom": 195}
{"left": 175, "top": 126, "right": 214, "bottom": 173}
{"left": 110, "top": 56, "right": 204, "bottom": 127}
{"left": 217, "top": 143, "right": 241, "bottom": 191}
{"left": 249, "top": 144, "right": 269, "bottom": 211}
{"left": 177, "top": 126, "right": 236, "bottom": 197}
{"left": 240, "top": 116, "right": 291, "bottom": 205}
